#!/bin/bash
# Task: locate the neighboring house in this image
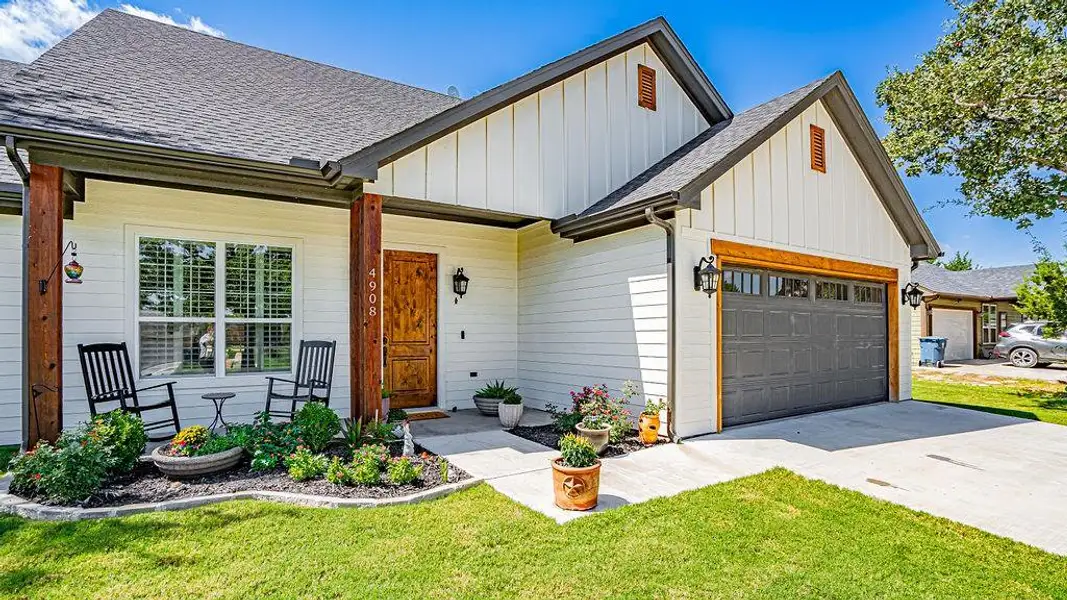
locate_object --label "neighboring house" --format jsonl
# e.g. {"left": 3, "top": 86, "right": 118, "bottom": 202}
{"left": 0, "top": 10, "right": 939, "bottom": 447}
{"left": 910, "top": 263, "right": 1034, "bottom": 361}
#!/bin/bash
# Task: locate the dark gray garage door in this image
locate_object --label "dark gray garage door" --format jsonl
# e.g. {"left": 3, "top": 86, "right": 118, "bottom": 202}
{"left": 721, "top": 268, "right": 888, "bottom": 427}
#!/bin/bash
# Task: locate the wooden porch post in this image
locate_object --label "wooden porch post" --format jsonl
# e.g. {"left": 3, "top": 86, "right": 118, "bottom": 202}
{"left": 350, "top": 192, "right": 383, "bottom": 420}
{"left": 26, "top": 164, "right": 65, "bottom": 446}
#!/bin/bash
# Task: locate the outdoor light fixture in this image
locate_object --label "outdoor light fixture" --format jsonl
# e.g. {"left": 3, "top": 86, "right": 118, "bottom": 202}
{"left": 693, "top": 255, "right": 720, "bottom": 297}
{"left": 901, "top": 282, "right": 923, "bottom": 309}
{"left": 39, "top": 240, "right": 83, "bottom": 294}
{"left": 452, "top": 267, "right": 469, "bottom": 304}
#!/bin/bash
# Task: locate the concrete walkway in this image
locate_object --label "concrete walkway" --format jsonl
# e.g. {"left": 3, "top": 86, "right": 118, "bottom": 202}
{"left": 416, "top": 402, "right": 1067, "bottom": 555}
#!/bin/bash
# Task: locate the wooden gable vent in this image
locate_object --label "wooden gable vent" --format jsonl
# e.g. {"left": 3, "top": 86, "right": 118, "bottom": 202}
{"left": 637, "top": 64, "right": 656, "bottom": 111}
{"left": 810, "top": 125, "right": 827, "bottom": 173}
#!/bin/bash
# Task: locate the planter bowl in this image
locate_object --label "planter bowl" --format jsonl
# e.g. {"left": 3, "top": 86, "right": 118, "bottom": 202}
{"left": 551, "top": 458, "right": 601, "bottom": 511}
{"left": 498, "top": 402, "right": 524, "bottom": 429}
{"left": 575, "top": 423, "right": 611, "bottom": 455}
{"left": 473, "top": 395, "right": 501, "bottom": 416}
{"left": 152, "top": 445, "right": 245, "bottom": 478}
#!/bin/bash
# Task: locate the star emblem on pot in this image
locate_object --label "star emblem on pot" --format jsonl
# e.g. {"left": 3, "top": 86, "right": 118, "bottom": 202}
{"left": 562, "top": 476, "right": 586, "bottom": 497}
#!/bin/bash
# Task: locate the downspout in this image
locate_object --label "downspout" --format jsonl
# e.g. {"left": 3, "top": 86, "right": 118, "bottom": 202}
{"left": 644, "top": 207, "right": 678, "bottom": 442}
{"left": 6, "top": 136, "right": 31, "bottom": 451}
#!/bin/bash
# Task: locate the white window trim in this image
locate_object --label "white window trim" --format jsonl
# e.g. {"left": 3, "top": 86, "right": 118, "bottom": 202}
{"left": 981, "top": 303, "right": 998, "bottom": 344}
{"left": 125, "top": 225, "right": 303, "bottom": 385}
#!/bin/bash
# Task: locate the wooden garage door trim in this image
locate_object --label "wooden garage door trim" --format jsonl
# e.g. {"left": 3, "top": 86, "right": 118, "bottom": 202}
{"left": 711, "top": 239, "right": 900, "bottom": 431}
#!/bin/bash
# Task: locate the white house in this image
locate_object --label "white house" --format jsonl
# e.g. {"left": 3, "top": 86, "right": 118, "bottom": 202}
{"left": 0, "top": 11, "right": 938, "bottom": 447}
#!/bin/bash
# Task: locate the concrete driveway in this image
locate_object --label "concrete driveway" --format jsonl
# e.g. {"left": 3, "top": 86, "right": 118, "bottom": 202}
{"left": 693, "top": 401, "right": 1067, "bottom": 555}
{"left": 917, "top": 358, "right": 1067, "bottom": 383}
{"left": 419, "top": 402, "right": 1067, "bottom": 555}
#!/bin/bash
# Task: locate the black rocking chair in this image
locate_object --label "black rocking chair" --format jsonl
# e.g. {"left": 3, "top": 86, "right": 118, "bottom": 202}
{"left": 77, "top": 342, "right": 182, "bottom": 442}
{"left": 264, "top": 340, "right": 337, "bottom": 420}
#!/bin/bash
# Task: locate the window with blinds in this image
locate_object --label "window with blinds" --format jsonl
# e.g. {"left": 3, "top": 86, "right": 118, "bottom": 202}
{"left": 137, "top": 235, "right": 294, "bottom": 378}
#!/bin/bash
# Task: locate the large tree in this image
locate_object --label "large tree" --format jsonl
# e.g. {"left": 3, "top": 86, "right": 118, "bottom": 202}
{"left": 877, "top": 0, "right": 1067, "bottom": 229}
{"left": 933, "top": 250, "right": 979, "bottom": 270}
{"left": 1016, "top": 254, "right": 1067, "bottom": 333}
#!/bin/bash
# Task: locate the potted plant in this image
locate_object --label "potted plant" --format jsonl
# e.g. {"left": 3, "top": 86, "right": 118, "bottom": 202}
{"left": 473, "top": 380, "right": 517, "bottom": 416}
{"left": 551, "top": 433, "right": 601, "bottom": 511}
{"left": 151, "top": 425, "right": 244, "bottom": 477}
{"left": 639, "top": 397, "right": 666, "bottom": 445}
{"left": 575, "top": 414, "right": 611, "bottom": 454}
{"left": 498, "top": 391, "right": 523, "bottom": 429}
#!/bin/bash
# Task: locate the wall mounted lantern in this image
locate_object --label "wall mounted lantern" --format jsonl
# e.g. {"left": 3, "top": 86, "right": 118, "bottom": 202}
{"left": 901, "top": 282, "right": 923, "bottom": 309}
{"left": 452, "top": 267, "right": 469, "bottom": 304}
{"left": 693, "top": 256, "right": 720, "bottom": 297}
{"left": 40, "top": 240, "right": 83, "bottom": 294}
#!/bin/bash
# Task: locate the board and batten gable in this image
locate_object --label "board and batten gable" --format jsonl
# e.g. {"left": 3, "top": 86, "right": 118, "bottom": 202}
{"left": 366, "top": 42, "right": 709, "bottom": 219}
{"left": 0, "top": 181, "right": 520, "bottom": 444}
{"left": 517, "top": 222, "right": 667, "bottom": 417}
{"left": 672, "top": 98, "right": 915, "bottom": 438}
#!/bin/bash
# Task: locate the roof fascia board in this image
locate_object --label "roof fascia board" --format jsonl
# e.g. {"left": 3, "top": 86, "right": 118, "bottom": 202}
{"left": 552, "top": 192, "right": 680, "bottom": 241}
{"left": 339, "top": 17, "right": 731, "bottom": 179}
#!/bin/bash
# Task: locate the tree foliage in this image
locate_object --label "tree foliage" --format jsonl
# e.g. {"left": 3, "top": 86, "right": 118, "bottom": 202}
{"left": 877, "top": 0, "right": 1067, "bottom": 229}
{"left": 1015, "top": 254, "right": 1067, "bottom": 333}
{"left": 932, "top": 250, "right": 979, "bottom": 271}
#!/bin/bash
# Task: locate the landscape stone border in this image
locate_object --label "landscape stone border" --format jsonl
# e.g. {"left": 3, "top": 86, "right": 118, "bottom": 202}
{"left": 0, "top": 474, "right": 483, "bottom": 522}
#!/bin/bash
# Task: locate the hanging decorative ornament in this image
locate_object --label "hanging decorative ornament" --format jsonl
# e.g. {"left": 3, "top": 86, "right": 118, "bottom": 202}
{"left": 64, "top": 251, "right": 84, "bottom": 284}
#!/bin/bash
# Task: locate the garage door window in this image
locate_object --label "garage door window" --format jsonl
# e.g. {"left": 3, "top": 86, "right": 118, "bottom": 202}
{"left": 815, "top": 281, "right": 849, "bottom": 301}
{"left": 722, "top": 270, "right": 761, "bottom": 295}
{"left": 769, "top": 275, "right": 809, "bottom": 298}
{"left": 854, "top": 285, "right": 883, "bottom": 304}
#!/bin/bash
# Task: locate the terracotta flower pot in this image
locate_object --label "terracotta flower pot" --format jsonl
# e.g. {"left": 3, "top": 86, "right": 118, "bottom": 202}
{"left": 498, "top": 401, "right": 524, "bottom": 429}
{"left": 551, "top": 458, "right": 601, "bottom": 511}
{"left": 575, "top": 423, "right": 611, "bottom": 455}
{"left": 638, "top": 413, "right": 660, "bottom": 445}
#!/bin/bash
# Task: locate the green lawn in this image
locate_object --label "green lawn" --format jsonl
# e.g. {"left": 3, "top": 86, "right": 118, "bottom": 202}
{"left": 913, "top": 377, "right": 1067, "bottom": 425}
{"left": 1, "top": 469, "right": 1063, "bottom": 599}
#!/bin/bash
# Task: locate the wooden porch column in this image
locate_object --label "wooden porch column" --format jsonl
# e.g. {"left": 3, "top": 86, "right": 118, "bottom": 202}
{"left": 26, "top": 164, "right": 65, "bottom": 446}
{"left": 350, "top": 192, "right": 383, "bottom": 420}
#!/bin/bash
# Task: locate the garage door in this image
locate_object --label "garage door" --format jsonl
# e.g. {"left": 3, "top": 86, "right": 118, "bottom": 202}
{"left": 931, "top": 308, "right": 974, "bottom": 361}
{"left": 721, "top": 268, "right": 888, "bottom": 427}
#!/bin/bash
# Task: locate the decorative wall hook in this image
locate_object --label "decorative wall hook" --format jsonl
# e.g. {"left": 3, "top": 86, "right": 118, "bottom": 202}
{"left": 40, "top": 240, "right": 82, "bottom": 294}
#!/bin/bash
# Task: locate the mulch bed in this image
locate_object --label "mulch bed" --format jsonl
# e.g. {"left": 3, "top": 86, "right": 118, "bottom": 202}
{"left": 508, "top": 425, "right": 666, "bottom": 458}
{"left": 19, "top": 445, "right": 470, "bottom": 509}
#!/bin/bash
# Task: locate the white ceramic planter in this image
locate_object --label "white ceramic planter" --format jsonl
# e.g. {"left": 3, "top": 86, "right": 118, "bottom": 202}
{"left": 498, "top": 402, "right": 524, "bottom": 429}
{"left": 151, "top": 446, "right": 244, "bottom": 478}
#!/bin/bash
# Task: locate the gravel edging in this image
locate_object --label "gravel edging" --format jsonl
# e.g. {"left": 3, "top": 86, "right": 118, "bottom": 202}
{"left": 0, "top": 473, "right": 483, "bottom": 521}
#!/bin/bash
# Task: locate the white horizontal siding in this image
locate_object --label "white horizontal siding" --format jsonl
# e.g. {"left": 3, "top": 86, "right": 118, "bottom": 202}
{"left": 517, "top": 222, "right": 667, "bottom": 417}
{"left": 367, "top": 42, "right": 709, "bottom": 219}
{"left": 0, "top": 182, "right": 520, "bottom": 444}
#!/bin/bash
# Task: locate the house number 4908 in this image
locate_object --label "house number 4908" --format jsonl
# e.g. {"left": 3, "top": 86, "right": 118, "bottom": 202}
{"left": 367, "top": 268, "right": 378, "bottom": 317}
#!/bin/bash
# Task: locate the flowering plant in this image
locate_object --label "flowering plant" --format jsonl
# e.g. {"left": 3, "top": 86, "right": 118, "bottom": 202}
{"left": 569, "top": 383, "right": 632, "bottom": 443}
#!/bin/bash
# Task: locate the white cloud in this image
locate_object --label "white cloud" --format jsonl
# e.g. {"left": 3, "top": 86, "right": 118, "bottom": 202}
{"left": 117, "top": 3, "right": 223, "bottom": 37}
{"left": 0, "top": 0, "right": 223, "bottom": 63}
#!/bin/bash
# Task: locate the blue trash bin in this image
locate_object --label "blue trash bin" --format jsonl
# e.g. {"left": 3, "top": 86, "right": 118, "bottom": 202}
{"left": 919, "top": 336, "right": 948, "bottom": 368}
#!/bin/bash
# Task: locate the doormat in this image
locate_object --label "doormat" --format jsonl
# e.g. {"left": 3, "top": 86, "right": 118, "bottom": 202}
{"left": 406, "top": 411, "right": 449, "bottom": 421}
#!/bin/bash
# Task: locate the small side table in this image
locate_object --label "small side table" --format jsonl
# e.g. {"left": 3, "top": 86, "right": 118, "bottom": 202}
{"left": 203, "top": 392, "right": 236, "bottom": 432}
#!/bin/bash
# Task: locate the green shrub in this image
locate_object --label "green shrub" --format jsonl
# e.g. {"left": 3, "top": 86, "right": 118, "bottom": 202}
{"left": 350, "top": 458, "right": 381, "bottom": 485}
{"left": 244, "top": 412, "right": 301, "bottom": 472}
{"left": 285, "top": 447, "right": 328, "bottom": 482}
{"left": 387, "top": 457, "right": 422, "bottom": 485}
{"left": 568, "top": 384, "right": 633, "bottom": 443}
{"left": 501, "top": 391, "right": 522, "bottom": 405}
{"left": 386, "top": 408, "right": 408, "bottom": 423}
{"left": 170, "top": 425, "right": 210, "bottom": 456}
{"left": 352, "top": 444, "right": 389, "bottom": 470}
{"left": 558, "top": 434, "right": 598, "bottom": 469}
{"left": 90, "top": 410, "right": 147, "bottom": 474}
{"left": 325, "top": 457, "right": 352, "bottom": 485}
{"left": 194, "top": 433, "right": 241, "bottom": 457}
{"left": 293, "top": 402, "right": 341, "bottom": 453}
{"left": 580, "top": 414, "right": 610, "bottom": 430}
{"left": 642, "top": 396, "right": 666, "bottom": 416}
{"left": 547, "top": 404, "right": 583, "bottom": 434}
{"left": 362, "top": 420, "right": 398, "bottom": 445}
{"left": 10, "top": 428, "right": 109, "bottom": 504}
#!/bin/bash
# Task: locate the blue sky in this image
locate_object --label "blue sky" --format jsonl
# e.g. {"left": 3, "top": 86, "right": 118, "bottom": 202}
{"left": 5, "top": 0, "right": 1063, "bottom": 265}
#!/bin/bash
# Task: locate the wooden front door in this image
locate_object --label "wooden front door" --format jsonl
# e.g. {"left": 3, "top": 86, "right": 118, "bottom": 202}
{"left": 383, "top": 250, "right": 438, "bottom": 409}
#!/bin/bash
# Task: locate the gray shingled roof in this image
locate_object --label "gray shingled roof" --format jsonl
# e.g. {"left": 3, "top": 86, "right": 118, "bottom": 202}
{"left": 0, "top": 59, "right": 24, "bottom": 81}
{"left": 0, "top": 9, "right": 461, "bottom": 167}
{"left": 0, "top": 59, "right": 26, "bottom": 187}
{"left": 575, "top": 75, "right": 830, "bottom": 219}
{"left": 912, "top": 263, "right": 1034, "bottom": 299}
